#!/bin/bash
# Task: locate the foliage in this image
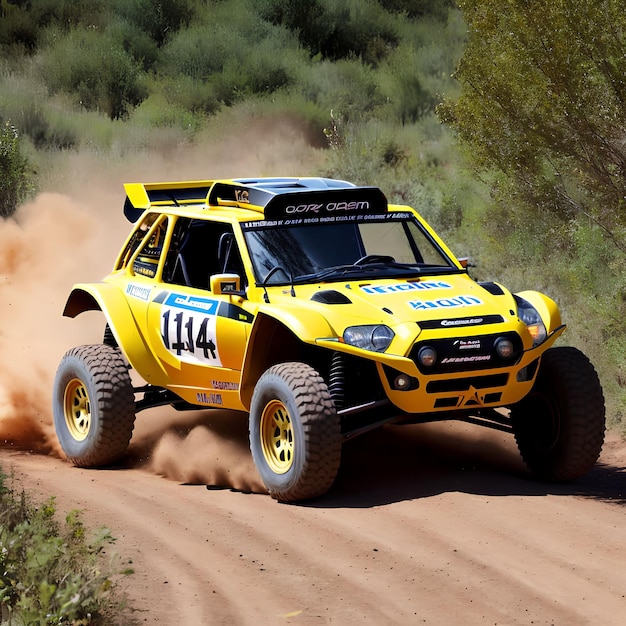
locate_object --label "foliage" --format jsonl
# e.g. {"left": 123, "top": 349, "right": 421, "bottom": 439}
{"left": 0, "top": 471, "right": 129, "bottom": 625}
{"left": 39, "top": 26, "right": 147, "bottom": 119}
{"left": 436, "top": 0, "right": 626, "bottom": 427}
{"left": 438, "top": 0, "right": 626, "bottom": 252}
{"left": 110, "top": 0, "right": 194, "bottom": 47}
{"left": 0, "top": 121, "right": 32, "bottom": 216}
{"left": 158, "top": 15, "right": 300, "bottom": 106}
{"left": 258, "top": 0, "right": 399, "bottom": 65}
{"left": 0, "top": 0, "right": 109, "bottom": 52}
{"left": 379, "top": 0, "right": 457, "bottom": 19}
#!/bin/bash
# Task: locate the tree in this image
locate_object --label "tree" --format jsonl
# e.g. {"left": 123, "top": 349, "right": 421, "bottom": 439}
{"left": 438, "top": 0, "right": 626, "bottom": 251}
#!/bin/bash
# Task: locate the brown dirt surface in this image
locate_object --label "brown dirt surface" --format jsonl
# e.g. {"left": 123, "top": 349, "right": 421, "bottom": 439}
{"left": 1, "top": 127, "right": 625, "bottom": 624}
{"left": 2, "top": 419, "right": 626, "bottom": 625}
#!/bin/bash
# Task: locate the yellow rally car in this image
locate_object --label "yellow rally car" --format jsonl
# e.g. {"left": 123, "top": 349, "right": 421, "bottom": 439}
{"left": 53, "top": 177, "right": 606, "bottom": 502}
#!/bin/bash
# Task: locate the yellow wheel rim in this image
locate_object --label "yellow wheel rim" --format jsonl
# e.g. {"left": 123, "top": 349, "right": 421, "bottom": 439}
{"left": 63, "top": 378, "right": 91, "bottom": 442}
{"left": 260, "top": 399, "right": 294, "bottom": 474}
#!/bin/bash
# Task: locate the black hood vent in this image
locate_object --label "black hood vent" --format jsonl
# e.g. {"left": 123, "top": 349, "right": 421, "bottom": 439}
{"left": 479, "top": 281, "right": 505, "bottom": 295}
{"left": 311, "top": 290, "right": 352, "bottom": 304}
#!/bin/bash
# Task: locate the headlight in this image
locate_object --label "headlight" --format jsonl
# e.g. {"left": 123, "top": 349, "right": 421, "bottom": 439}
{"left": 514, "top": 296, "right": 547, "bottom": 347}
{"left": 343, "top": 325, "right": 394, "bottom": 352}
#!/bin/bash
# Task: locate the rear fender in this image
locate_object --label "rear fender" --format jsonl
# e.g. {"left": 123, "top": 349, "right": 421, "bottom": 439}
{"left": 63, "top": 284, "right": 167, "bottom": 381}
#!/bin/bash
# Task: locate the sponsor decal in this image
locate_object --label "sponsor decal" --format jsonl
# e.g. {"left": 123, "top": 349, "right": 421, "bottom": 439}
{"left": 284, "top": 200, "right": 370, "bottom": 215}
{"left": 361, "top": 281, "right": 451, "bottom": 295}
{"left": 441, "top": 355, "right": 492, "bottom": 364}
{"left": 453, "top": 339, "right": 482, "bottom": 351}
{"left": 126, "top": 283, "right": 151, "bottom": 301}
{"left": 409, "top": 295, "right": 483, "bottom": 311}
{"left": 196, "top": 392, "right": 223, "bottom": 405}
{"left": 441, "top": 318, "right": 484, "bottom": 327}
{"left": 234, "top": 189, "right": 249, "bottom": 204}
{"left": 212, "top": 380, "right": 239, "bottom": 391}
{"left": 418, "top": 314, "right": 504, "bottom": 330}
{"left": 164, "top": 293, "right": 218, "bottom": 314}
{"left": 133, "top": 264, "right": 156, "bottom": 278}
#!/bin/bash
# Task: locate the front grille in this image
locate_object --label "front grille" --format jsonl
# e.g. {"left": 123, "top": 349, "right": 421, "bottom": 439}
{"left": 426, "top": 373, "right": 508, "bottom": 394}
{"left": 434, "top": 397, "right": 460, "bottom": 408}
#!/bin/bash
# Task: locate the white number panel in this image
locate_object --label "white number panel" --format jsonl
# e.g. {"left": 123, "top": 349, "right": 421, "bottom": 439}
{"left": 160, "top": 293, "right": 222, "bottom": 366}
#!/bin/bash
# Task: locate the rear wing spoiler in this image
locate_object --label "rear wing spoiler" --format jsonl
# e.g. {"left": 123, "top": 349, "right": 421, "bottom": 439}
{"left": 123, "top": 180, "right": 214, "bottom": 222}
{"left": 123, "top": 177, "right": 388, "bottom": 222}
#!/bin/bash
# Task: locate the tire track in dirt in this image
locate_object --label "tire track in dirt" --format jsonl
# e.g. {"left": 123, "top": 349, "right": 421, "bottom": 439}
{"left": 3, "top": 419, "right": 625, "bottom": 626}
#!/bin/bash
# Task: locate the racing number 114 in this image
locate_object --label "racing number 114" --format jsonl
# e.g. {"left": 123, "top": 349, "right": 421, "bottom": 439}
{"left": 161, "top": 309, "right": 217, "bottom": 360}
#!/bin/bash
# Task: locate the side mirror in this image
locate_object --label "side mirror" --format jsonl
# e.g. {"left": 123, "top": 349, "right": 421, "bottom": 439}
{"left": 210, "top": 273, "right": 245, "bottom": 296}
{"left": 457, "top": 257, "right": 475, "bottom": 269}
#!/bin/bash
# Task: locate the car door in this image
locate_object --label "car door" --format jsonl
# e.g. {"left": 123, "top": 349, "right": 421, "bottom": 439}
{"left": 144, "top": 217, "right": 253, "bottom": 409}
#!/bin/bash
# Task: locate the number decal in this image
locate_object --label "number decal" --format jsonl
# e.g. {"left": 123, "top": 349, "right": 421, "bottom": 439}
{"left": 160, "top": 293, "right": 221, "bottom": 365}
{"left": 196, "top": 317, "right": 217, "bottom": 359}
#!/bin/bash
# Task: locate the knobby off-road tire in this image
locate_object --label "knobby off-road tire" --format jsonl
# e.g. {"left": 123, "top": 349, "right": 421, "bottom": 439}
{"left": 249, "top": 362, "right": 342, "bottom": 503}
{"left": 53, "top": 344, "right": 136, "bottom": 467}
{"left": 510, "top": 346, "right": 605, "bottom": 482}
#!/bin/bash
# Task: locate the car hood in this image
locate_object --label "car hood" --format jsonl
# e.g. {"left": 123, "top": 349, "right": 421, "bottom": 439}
{"left": 286, "top": 274, "right": 515, "bottom": 326}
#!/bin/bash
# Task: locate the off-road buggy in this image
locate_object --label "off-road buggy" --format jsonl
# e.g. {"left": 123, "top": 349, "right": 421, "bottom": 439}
{"left": 53, "top": 177, "right": 605, "bottom": 502}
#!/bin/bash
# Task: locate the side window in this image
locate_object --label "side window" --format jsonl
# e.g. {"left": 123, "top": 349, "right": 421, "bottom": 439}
{"left": 163, "top": 218, "right": 246, "bottom": 290}
{"left": 131, "top": 216, "right": 168, "bottom": 278}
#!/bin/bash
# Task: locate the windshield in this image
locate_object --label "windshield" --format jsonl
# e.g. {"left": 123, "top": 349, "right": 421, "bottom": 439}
{"left": 242, "top": 212, "right": 458, "bottom": 285}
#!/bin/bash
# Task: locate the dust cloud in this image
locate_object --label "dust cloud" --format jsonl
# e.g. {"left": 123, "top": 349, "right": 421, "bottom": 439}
{"left": 0, "top": 118, "right": 323, "bottom": 490}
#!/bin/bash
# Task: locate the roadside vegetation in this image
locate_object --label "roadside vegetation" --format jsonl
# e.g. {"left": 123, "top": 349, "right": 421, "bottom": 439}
{"left": 0, "top": 472, "right": 133, "bottom": 625}
{"left": 0, "top": 0, "right": 624, "bottom": 618}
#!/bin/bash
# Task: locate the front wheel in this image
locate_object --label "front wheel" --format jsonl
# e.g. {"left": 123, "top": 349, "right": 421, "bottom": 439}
{"left": 53, "top": 344, "right": 136, "bottom": 467}
{"left": 510, "top": 346, "right": 605, "bottom": 482}
{"left": 249, "top": 362, "right": 342, "bottom": 502}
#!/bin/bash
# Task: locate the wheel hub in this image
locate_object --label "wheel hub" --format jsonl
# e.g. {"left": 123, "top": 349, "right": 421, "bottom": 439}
{"left": 63, "top": 378, "right": 91, "bottom": 441}
{"left": 260, "top": 399, "right": 294, "bottom": 474}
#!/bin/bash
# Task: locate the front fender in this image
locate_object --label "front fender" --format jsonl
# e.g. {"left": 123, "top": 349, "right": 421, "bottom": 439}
{"left": 63, "top": 283, "right": 168, "bottom": 382}
{"left": 257, "top": 303, "right": 336, "bottom": 342}
{"left": 516, "top": 290, "right": 563, "bottom": 334}
{"left": 239, "top": 308, "right": 335, "bottom": 408}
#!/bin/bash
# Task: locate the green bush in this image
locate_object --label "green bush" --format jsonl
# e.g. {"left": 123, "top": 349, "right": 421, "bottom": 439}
{"left": 159, "top": 23, "right": 233, "bottom": 80}
{"left": 0, "top": 121, "right": 32, "bottom": 216}
{"left": 260, "top": 0, "right": 398, "bottom": 64}
{"left": 159, "top": 13, "right": 300, "bottom": 108}
{"left": 299, "top": 59, "right": 385, "bottom": 123}
{"left": 0, "top": 472, "right": 128, "bottom": 625}
{"left": 40, "top": 26, "right": 146, "bottom": 119}
{"left": 111, "top": 0, "right": 193, "bottom": 47}
{"left": 0, "top": 3, "right": 39, "bottom": 53}
{"left": 379, "top": 0, "right": 456, "bottom": 20}
{"left": 107, "top": 16, "right": 160, "bottom": 71}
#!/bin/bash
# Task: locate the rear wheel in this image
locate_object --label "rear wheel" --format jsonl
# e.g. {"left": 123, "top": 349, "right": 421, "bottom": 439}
{"left": 249, "top": 362, "right": 341, "bottom": 502}
{"left": 510, "top": 346, "right": 605, "bottom": 482}
{"left": 53, "top": 344, "right": 136, "bottom": 467}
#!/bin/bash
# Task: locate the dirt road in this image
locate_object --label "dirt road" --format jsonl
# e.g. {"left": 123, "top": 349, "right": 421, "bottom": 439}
{"left": 2, "top": 411, "right": 625, "bottom": 626}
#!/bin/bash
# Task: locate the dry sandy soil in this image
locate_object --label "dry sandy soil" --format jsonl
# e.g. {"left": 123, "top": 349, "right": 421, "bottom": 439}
{"left": 2, "top": 415, "right": 626, "bottom": 626}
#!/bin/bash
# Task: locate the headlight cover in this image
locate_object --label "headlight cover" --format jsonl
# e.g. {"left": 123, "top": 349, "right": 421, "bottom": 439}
{"left": 514, "top": 295, "right": 547, "bottom": 347}
{"left": 343, "top": 325, "right": 395, "bottom": 352}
